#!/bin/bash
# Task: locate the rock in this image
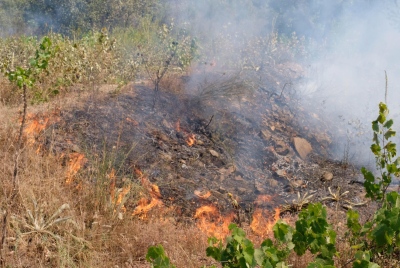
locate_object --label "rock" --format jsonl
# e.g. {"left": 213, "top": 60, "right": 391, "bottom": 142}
{"left": 290, "top": 179, "right": 305, "bottom": 188}
{"left": 293, "top": 137, "right": 312, "bottom": 159}
{"left": 321, "top": 171, "right": 334, "bottom": 182}
{"left": 71, "top": 144, "right": 81, "bottom": 153}
{"left": 209, "top": 149, "right": 219, "bottom": 158}
{"left": 196, "top": 140, "right": 204, "bottom": 145}
{"left": 234, "top": 175, "right": 245, "bottom": 182}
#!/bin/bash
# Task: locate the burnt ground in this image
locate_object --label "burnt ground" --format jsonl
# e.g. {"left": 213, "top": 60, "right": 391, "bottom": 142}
{"left": 35, "top": 68, "right": 384, "bottom": 226}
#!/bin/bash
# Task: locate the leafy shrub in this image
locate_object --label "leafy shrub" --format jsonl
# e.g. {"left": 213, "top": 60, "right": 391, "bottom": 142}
{"left": 346, "top": 102, "right": 400, "bottom": 266}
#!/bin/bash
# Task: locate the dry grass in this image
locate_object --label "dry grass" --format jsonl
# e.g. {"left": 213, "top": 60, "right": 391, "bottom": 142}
{"left": 0, "top": 84, "right": 395, "bottom": 268}
{"left": 0, "top": 101, "right": 214, "bottom": 267}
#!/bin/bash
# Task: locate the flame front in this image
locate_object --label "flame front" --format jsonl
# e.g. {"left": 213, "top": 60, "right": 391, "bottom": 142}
{"left": 194, "top": 205, "right": 234, "bottom": 240}
{"left": 23, "top": 111, "right": 60, "bottom": 148}
{"left": 66, "top": 153, "right": 87, "bottom": 184}
{"left": 132, "top": 168, "right": 163, "bottom": 218}
{"left": 186, "top": 134, "right": 196, "bottom": 146}
{"left": 133, "top": 197, "right": 163, "bottom": 218}
{"left": 250, "top": 207, "right": 280, "bottom": 237}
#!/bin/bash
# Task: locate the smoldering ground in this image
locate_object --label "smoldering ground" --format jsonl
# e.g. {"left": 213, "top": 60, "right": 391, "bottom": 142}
{"left": 167, "top": 0, "right": 400, "bottom": 167}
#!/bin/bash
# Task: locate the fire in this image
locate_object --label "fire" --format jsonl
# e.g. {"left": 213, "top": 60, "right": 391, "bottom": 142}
{"left": 250, "top": 207, "right": 280, "bottom": 237}
{"left": 194, "top": 205, "right": 234, "bottom": 239}
{"left": 133, "top": 197, "right": 163, "bottom": 218}
{"left": 109, "top": 168, "right": 131, "bottom": 213}
{"left": 23, "top": 111, "right": 60, "bottom": 147}
{"left": 195, "top": 205, "right": 218, "bottom": 217}
{"left": 186, "top": 133, "right": 196, "bottom": 146}
{"left": 66, "top": 153, "right": 87, "bottom": 184}
{"left": 132, "top": 167, "right": 163, "bottom": 218}
{"left": 24, "top": 114, "right": 49, "bottom": 145}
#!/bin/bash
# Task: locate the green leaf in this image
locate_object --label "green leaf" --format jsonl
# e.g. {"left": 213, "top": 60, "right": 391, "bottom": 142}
{"left": 370, "top": 144, "right": 381, "bottom": 155}
{"left": 276, "top": 262, "right": 289, "bottom": 268}
{"left": 347, "top": 210, "right": 362, "bottom": 235}
{"left": 372, "top": 121, "right": 379, "bottom": 132}
{"left": 384, "top": 119, "right": 394, "bottom": 129}
{"left": 254, "top": 248, "right": 265, "bottom": 266}
{"left": 384, "top": 129, "right": 396, "bottom": 140}
{"left": 371, "top": 224, "right": 394, "bottom": 247}
{"left": 242, "top": 239, "right": 255, "bottom": 265}
{"left": 377, "top": 114, "right": 386, "bottom": 124}
{"left": 353, "top": 251, "right": 380, "bottom": 268}
{"left": 206, "top": 246, "right": 222, "bottom": 261}
{"left": 273, "top": 221, "right": 293, "bottom": 243}
{"left": 260, "top": 239, "right": 274, "bottom": 249}
{"left": 386, "top": 164, "right": 398, "bottom": 173}
{"left": 146, "top": 245, "right": 176, "bottom": 268}
{"left": 385, "top": 191, "right": 400, "bottom": 207}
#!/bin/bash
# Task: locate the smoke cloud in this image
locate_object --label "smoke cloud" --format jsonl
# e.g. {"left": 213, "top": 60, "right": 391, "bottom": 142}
{"left": 167, "top": 0, "right": 400, "bottom": 166}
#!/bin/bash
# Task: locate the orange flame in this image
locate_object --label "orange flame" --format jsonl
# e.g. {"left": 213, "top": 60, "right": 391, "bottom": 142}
{"left": 132, "top": 168, "right": 163, "bottom": 218}
{"left": 108, "top": 169, "right": 130, "bottom": 212}
{"left": 66, "top": 153, "right": 87, "bottom": 184}
{"left": 186, "top": 134, "right": 196, "bottom": 146}
{"left": 194, "top": 205, "right": 234, "bottom": 239}
{"left": 250, "top": 208, "right": 280, "bottom": 237}
{"left": 23, "top": 111, "right": 60, "bottom": 147}
{"left": 133, "top": 197, "right": 163, "bottom": 218}
{"left": 115, "top": 185, "right": 131, "bottom": 213}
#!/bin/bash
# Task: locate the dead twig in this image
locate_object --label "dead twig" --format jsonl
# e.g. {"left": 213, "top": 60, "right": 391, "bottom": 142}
{"left": 204, "top": 115, "right": 214, "bottom": 129}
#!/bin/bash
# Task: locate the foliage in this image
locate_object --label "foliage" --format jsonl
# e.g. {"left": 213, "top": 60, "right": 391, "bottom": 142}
{"left": 205, "top": 222, "right": 292, "bottom": 268}
{"left": 292, "top": 203, "right": 336, "bottom": 267}
{"left": 138, "top": 18, "right": 198, "bottom": 92}
{"left": 345, "top": 102, "right": 400, "bottom": 266}
{"left": 362, "top": 102, "right": 400, "bottom": 201}
{"left": 3, "top": 36, "right": 53, "bottom": 89}
{"left": 147, "top": 223, "right": 293, "bottom": 268}
{"left": 149, "top": 205, "right": 337, "bottom": 268}
{"left": 1, "top": 0, "right": 162, "bottom": 35}
{"left": 146, "top": 245, "right": 177, "bottom": 268}
{"left": 347, "top": 191, "right": 400, "bottom": 265}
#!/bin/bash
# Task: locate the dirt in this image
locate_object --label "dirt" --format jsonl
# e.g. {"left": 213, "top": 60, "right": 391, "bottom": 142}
{"left": 32, "top": 68, "right": 380, "bottom": 225}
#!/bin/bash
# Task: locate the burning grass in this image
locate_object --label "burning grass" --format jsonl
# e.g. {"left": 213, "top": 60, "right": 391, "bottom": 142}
{"left": 1, "top": 87, "right": 394, "bottom": 267}
{"left": 0, "top": 107, "right": 211, "bottom": 267}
